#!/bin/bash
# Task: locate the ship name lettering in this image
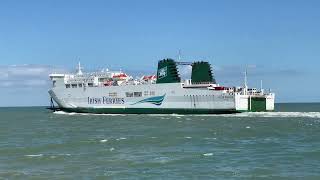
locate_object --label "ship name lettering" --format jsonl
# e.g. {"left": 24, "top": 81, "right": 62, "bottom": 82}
{"left": 88, "top": 97, "right": 125, "bottom": 104}
{"left": 88, "top": 97, "right": 102, "bottom": 104}
{"left": 102, "top": 97, "right": 125, "bottom": 104}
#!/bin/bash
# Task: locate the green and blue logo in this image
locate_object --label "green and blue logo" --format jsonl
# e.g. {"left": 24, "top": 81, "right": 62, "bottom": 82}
{"left": 131, "top": 94, "right": 166, "bottom": 106}
{"left": 157, "top": 66, "right": 167, "bottom": 79}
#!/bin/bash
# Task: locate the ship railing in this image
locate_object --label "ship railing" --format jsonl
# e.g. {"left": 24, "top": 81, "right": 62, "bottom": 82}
{"left": 246, "top": 91, "right": 273, "bottom": 96}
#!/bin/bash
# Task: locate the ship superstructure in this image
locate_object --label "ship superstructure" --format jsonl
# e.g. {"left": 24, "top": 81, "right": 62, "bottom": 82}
{"left": 48, "top": 59, "right": 275, "bottom": 114}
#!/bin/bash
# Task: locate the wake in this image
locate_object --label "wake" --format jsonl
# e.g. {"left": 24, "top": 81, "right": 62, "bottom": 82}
{"left": 53, "top": 111, "right": 127, "bottom": 116}
{"left": 53, "top": 111, "right": 320, "bottom": 118}
{"left": 196, "top": 112, "right": 320, "bottom": 118}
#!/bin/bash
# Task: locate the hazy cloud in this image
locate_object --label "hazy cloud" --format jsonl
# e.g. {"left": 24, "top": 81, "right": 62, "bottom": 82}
{"left": 0, "top": 63, "right": 303, "bottom": 89}
{"left": 214, "top": 64, "right": 303, "bottom": 78}
{"left": 0, "top": 64, "right": 66, "bottom": 88}
{"left": 0, "top": 71, "right": 9, "bottom": 80}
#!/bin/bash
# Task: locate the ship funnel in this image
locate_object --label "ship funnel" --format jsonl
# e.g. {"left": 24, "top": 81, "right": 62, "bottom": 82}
{"left": 156, "top": 58, "right": 181, "bottom": 84}
{"left": 191, "top": 61, "right": 216, "bottom": 84}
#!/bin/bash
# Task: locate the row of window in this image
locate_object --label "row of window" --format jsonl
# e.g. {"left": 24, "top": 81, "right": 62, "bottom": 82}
{"left": 65, "top": 84, "right": 156, "bottom": 98}
{"left": 66, "top": 83, "right": 92, "bottom": 88}
{"left": 125, "top": 92, "right": 142, "bottom": 97}
{"left": 125, "top": 91, "right": 155, "bottom": 97}
{"left": 143, "top": 91, "right": 155, "bottom": 96}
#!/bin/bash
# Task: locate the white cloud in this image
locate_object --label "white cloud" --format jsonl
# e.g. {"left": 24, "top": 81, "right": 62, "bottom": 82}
{"left": 24, "top": 79, "right": 48, "bottom": 86}
{"left": 0, "top": 71, "right": 9, "bottom": 80}
{"left": 1, "top": 81, "right": 14, "bottom": 87}
{"left": 0, "top": 64, "right": 66, "bottom": 88}
{"left": 7, "top": 66, "right": 48, "bottom": 76}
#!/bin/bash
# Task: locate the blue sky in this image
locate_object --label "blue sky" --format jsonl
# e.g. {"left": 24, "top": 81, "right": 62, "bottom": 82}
{"left": 0, "top": 0, "right": 319, "bottom": 106}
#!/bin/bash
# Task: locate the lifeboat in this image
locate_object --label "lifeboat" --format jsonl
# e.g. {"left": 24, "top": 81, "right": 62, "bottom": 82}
{"left": 112, "top": 73, "right": 128, "bottom": 80}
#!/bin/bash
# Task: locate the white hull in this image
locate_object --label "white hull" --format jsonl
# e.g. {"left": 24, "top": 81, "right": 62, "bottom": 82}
{"left": 49, "top": 83, "right": 237, "bottom": 113}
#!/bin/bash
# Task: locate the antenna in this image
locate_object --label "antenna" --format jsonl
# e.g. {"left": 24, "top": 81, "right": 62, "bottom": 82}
{"left": 244, "top": 68, "right": 248, "bottom": 95}
{"left": 178, "top": 49, "right": 182, "bottom": 61}
{"left": 77, "top": 61, "right": 83, "bottom": 75}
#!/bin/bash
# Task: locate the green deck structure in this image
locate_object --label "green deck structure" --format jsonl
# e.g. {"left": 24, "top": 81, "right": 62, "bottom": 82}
{"left": 248, "top": 97, "right": 267, "bottom": 112}
{"left": 156, "top": 59, "right": 181, "bottom": 84}
{"left": 191, "top": 61, "right": 216, "bottom": 84}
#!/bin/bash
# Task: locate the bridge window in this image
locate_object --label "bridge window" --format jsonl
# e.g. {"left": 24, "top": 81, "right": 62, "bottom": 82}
{"left": 144, "top": 91, "right": 149, "bottom": 96}
{"left": 150, "top": 91, "right": 155, "bottom": 96}
{"left": 78, "top": 83, "right": 82, "bottom": 88}
{"left": 71, "top": 84, "right": 77, "bottom": 88}
{"left": 126, "top": 92, "right": 133, "bottom": 97}
{"left": 66, "top": 84, "right": 70, "bottom": 88}
{"left": 134, "top": 92, "right": 142, "bottom": 97}
{"left": 109, "top": 92, "right": 117, "bottom": 97}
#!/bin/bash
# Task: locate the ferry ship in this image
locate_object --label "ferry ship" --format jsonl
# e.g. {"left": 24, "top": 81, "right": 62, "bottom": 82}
{"left": 48, "top": 59, "right": 274, "bottom": 114}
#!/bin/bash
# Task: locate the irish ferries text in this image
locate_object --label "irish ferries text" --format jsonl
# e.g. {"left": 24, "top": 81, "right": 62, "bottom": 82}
{"left": 88, "top": 97, "right": 125, "bottom": 104}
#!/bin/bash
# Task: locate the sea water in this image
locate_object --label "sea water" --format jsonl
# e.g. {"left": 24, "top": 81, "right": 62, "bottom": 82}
{"left": 0, "top": 103, "right": 319, "bottom": 179}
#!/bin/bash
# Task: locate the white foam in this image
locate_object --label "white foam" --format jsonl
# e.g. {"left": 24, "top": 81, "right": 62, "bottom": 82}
{"left": 53, "top": 111, "right": 127, "bottom": 116}
{"left": 245, "top": 112, "right": 320, "bottom": 118}
{"left": 154, "top": 157, "right": 171, "bottom": 163}
{"left": 170, "top": 114, "right": 185, "bottom": 117}
{"left": 25, "top": 154, "right": 43, "bottom": 157}
{"left": 58, "top": 153, "right": 71, "bottom": 156}
{"left": 116, "top": 137, "right": 127, "bottom": 141}
{"left": 203, "top": 153, "right": 213, "bottom": 156}
{"left": 184, "top": 136, "right": 192, "bottom": 139}
{"left": 194, "top": 112, "right": 320, "bottom": 118}
{"left": 109, "top": 147, "right": 115, "bottom": 151}
{"left": 53, "top": 111, "right": 320, "bottom": 118}
{"left": 54, "top": 111, "right": 78, "bottom": 115}
{"left": 204, "top": 137, "right": 217, "bottom": 140}
{"left": 100, "top": 139, "right": 108, "bottom": 143}
{"left": 147, "top": 114, "right": 170, "bottom": 117}
{"left": 246, "top": 126, "right": 251, "bottom": 129}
